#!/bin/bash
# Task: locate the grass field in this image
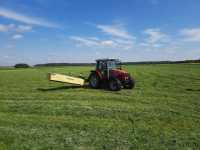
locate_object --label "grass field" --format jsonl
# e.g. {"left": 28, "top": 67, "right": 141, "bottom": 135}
{"left": 0, "top": 64, "right": 199, "bottom": 150}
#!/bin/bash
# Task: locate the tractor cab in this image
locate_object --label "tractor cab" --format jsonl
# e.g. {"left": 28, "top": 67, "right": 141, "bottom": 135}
{"left": 89, "top": 59, "right": 135, "bottom": 91}
{"left": 96, "top": 59, "right": 121, "bottom": 78}
{"left": 96, "top": 59, "right": 121, "bottom": 70}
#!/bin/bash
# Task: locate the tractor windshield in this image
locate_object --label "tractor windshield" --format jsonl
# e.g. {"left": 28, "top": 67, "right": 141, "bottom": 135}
{"left": 107, "top": 60, "right": 121, "bottom": 69}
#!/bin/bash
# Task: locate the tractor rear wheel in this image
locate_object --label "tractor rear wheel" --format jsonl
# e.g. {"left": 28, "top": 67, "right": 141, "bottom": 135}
{"left": 124, "top": 77, "right": 135, "bottom": 89}
{"left": 109, "top": 78, "right": 121, "bottom": 91}
{"left": 89, "top": 73, "right": 100, "bottom": 89}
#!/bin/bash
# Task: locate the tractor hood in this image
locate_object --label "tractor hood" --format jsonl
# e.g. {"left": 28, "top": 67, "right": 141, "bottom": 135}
{"left": 110, "top": 69, "right": 129, "bottom": 77}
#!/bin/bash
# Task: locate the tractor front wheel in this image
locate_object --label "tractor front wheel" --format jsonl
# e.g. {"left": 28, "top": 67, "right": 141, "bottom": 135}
{"left": 109, "top": 78, "right": 121, "bottom": 91}
{"left": 89, "top": 73, "right": 100, "bottom": 89}
{"left": 124, "top": 77, "right": 135, "bottom": 89}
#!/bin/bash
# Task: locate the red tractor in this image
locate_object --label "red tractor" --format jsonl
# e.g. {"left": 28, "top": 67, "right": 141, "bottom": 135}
{"left": 88, "top": 59, "right": 135, "bottom": 91}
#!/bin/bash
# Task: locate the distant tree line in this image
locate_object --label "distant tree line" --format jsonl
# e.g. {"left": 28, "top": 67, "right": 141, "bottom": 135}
{"left": 12, "top": 59, "right": 199, "bottom": 68}
{"left": 34, "top": 59, "right": 200, "bottom": 67}
{"left": 14, "top": 63, "right": 30, "bottom": 68}
{"left": 123, "top": 59, "right": 200, "bottom": 65}
{"left": 34, "top": 63, "right": 95, "bottom": 67}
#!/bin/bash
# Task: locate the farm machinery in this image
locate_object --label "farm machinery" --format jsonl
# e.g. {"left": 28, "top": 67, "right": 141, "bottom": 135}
{"left": 49, "top": 59, "right": 135, "bottom": 91}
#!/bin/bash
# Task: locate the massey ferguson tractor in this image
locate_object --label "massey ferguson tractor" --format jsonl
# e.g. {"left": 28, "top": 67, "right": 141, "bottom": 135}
{"left": 48, "top": 59, "right": 135, "bottom": 91}
{"left": 88, "top": 59, "right": 135, "bottom": 91}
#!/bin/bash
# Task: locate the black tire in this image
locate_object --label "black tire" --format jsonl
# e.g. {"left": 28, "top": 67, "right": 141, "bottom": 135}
{"left": 89, "top": 73, "right": 100, "bottom": 89}
{"left": 109, "top": 78, "right": 121, "bottom": 91}
{"left": 124, "top": 77, "right": 135, "bottom": 89}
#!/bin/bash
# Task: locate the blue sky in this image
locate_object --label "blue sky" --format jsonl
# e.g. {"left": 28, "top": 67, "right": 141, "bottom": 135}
{"left": 0, "top": 0, "right": 200, "bottom": 66}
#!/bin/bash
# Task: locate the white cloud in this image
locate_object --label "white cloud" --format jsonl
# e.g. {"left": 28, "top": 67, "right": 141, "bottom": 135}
{"left": 0, "top": 23, "right": 32, "bottom": 34}
{"left": 101, "top": 40, "right": 116, "bottom": 47}
{"left": 70, "top": 36, "right": 100, "bottom": 47}
{"left": 97, "top": 24, "right": 135, "bottom": 39}
{"left": 180, "top": 28, "right": 200, "bottom": 42}
{"left": 0, "top": 24, "right": 14, "bottom": 32}
{"left": 0, "top": 7, "right": 59, "bottom": 28}
{"left": 144, "top": 28, "right": 169, "bottom": 43}
{"left": 70, "top": 23, "right": 135, "bottom": 50}
{"left": 113, "top": 38, "right": 134, "bottom": 49}
{"left": 68, "top": 22, "right": 137, "bottom": 50}
{"left": 70, "top": 36, "right": 118, "bottom": 47}
{"left": 70, "top": 36, "right": 134, "bottom": 50}
{"left": 143, "top": 28, "right": 169, "bottom": 47}
{"left": 12, "top": 34, "right": 23, "bottom": 40}
{"left": 16, "top": 25, "right": 32, "bottom": 32}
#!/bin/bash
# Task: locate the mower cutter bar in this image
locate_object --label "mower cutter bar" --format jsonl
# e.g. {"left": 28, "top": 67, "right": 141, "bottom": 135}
{"left": 48, "top": 73, "right": 85, "bottom": 86}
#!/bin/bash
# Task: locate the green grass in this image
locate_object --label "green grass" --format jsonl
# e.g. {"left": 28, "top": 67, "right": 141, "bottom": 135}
{"left": 0, "top": 64, "right": 199, "bottom": 150}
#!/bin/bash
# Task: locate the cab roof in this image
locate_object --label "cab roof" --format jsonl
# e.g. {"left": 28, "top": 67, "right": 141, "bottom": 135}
{"left": 96, "top": 59, "right": 120, "bottom": 62}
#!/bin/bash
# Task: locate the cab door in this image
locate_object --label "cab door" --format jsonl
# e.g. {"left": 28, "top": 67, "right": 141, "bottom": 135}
{"left": 97, "top": 61, "right": 107, "bottom": 79}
